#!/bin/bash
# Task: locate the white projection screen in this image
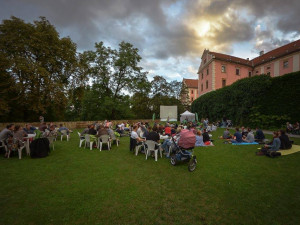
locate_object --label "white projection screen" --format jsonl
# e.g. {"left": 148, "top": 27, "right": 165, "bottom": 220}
{"left": 160, "top": 105, "right": 178, "bottom": 121}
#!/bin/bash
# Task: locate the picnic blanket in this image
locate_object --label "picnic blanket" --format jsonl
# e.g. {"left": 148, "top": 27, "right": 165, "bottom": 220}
{"left": 232, "top": 142, "right": 259, "bottom": 145}
{"left": 278, "top": 145, "right": 300, "bottom": 156}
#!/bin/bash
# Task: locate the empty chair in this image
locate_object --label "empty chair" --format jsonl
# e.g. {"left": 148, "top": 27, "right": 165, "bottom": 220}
{"left": 60, "top": 130, "right": 69, "bottom": 141}
{"left": 135, "top": 142, "right": 145, "bottom": 156}
{"left": 111, "top": 137, "right": 120, "bottom": 147}
{"left": 85, "top": 134, "right": 96, "bottom": 150}
{"left": 77, "top": 132, "right": 85, "bottom": 147}
{"left": 98, "top": 135, "right": 111, "bottom": 151}
{"left": 47, "top": 136, "right": 55, "bottom": 151}
{"left": 145, "top": 140, "right": 162, "bottom": 161}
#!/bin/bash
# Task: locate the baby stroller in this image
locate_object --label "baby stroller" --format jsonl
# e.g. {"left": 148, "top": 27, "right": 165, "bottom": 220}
{"left": 170, "top": 129, "right": 197, "bottom": 172}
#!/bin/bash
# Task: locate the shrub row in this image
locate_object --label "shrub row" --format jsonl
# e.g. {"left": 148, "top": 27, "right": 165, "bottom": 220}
{"left": 191, "top": 71, "right": 300, "bottom": 129}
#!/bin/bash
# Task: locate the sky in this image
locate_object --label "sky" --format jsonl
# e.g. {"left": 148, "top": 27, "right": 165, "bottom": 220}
{"left": 0, "top": 0, "right": 299, "bottom": 82}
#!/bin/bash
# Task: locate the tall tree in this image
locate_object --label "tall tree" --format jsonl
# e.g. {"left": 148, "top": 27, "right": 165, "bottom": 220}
{"left": 82, "top": 41, "right": 149, "bottom": 119}
{"left": 0, "top": 16, "right": 79, "bottom": 121}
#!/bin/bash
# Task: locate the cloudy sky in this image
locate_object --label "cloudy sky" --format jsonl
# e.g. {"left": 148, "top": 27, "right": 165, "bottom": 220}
{"left": 1, "top": 0, "right": 299, "bottom": 81}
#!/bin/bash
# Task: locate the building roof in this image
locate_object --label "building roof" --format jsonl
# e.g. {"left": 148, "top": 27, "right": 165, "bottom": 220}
{"left": 183, "top": 79, "right": 198, "bottom": 88}
{"left": 205, "top": 39, "right": 300, "bottom": 68}
{"left": 251, "top": 39, "right": 300, "bottom": 66}
{"left": 209, "top": 52, "right": 252, "bottom": 67}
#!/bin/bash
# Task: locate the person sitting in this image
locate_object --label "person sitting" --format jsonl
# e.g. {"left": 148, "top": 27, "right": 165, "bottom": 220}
{"left": 286, "top": 122, "right": 293, "bottom": 133}
{"left": 263, "top": 131, "right": 281, "bottom": 152}
{"left": 131, "top": 125, "right": 145, "bottom": 149}
{"left": 222, "top": 128, "right": 231, "bottom": 139}
{"left": 88, "top": 124, "right": 97, "bottom": 135}
{"left": 43, "top": 125, "right": 57, "bottom": 138}
{"left": 202, "top": 129, "right": 210, "bottom": 143}
{"left": 23, "top": 124, "right": 36, "bottom": 134}
{"left": 97, "top": 125, "right": 109, "bottom": 137}
{"left": 230, "top": 127, "right": 243, "bottom": 143}
{"left": 145, "top": 126, "right": 160, "bottom": 154}
{"left": 241, "top": 127, "right": 248, "bottom": 138}
{"left": 243, "top": 128, "right": 254, "bottom": 143}
{"left": 195, "top": 130, "right": 205, "bottom": 146}
{"left": 14, "top": 125, "right": 27, "bottom": 142}
{"left": 58, "top": 124, "right": 70, "bottom": 135}
{"left": 279, "top": 130, "right": 292, "bottom": 150}
{"left": 0, "top": 124, "right": 14, "bottom": 142}
{"left": 81, "top": 125, "right": 90, "bottom": 136}
{"left": 164, "top": 124, "right": 171, "bottom": 136}
{"left": 39, "top": 122, "right": 47, "bottom": 132}
{"left": 255, "top": 128, "right": 265, "bottom": 142}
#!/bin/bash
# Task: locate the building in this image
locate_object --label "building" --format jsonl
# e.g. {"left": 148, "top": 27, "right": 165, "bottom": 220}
{"left": 182, "top": 78, "right": 199, "bottom": 103}
{"left": 198, "top": 39, "right": 300, "bottom": 96}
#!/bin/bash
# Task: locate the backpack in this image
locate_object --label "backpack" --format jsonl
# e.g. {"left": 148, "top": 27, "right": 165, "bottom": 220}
{"left": 266, "top": 151, "right": 281, "bottom": 158}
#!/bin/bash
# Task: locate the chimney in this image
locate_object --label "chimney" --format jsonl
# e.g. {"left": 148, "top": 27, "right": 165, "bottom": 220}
{"left": 246, "top": 58, "right": 249, "bottom": 61}
{"left": 259, "top": 50, "right": 264, "bottom": 56}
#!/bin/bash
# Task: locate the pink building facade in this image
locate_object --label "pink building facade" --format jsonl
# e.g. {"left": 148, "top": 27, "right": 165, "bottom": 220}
{"left": 198, "top": 39, "right": 300, "bottom": 96}
{"left": 182, "top": 79, "right": 199, "bottom": 103}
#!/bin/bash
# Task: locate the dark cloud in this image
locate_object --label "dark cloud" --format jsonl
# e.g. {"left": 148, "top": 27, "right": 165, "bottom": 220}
{"left": 0, "top": 0, "right": 299, "bottom": 79}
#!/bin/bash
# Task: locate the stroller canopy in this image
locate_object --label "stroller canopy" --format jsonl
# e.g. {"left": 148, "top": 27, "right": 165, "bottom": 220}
{"left": 180, "top": 111, "right": 195, "bottom": 122}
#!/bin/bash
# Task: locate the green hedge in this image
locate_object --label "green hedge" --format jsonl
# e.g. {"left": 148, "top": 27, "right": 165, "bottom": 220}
{"left": 191, "top": 71, "right": 300, "bottom": 129}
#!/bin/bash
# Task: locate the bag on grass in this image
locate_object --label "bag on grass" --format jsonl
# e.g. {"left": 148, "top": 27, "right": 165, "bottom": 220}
{"left": 30, "top": 138, "right": 50, "bottom": 158}
{"left": 266, "top": 151, "right": 281, "bottom": 158}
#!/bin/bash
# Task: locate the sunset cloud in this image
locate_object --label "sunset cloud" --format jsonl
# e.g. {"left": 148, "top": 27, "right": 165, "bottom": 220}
{"left": 0, "top": 0, "right": 299, "bottom": 80}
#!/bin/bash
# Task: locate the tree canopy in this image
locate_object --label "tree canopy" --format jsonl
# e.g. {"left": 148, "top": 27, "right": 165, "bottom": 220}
{"left": 0, "top": 16, "right": 187, "bottom": 122}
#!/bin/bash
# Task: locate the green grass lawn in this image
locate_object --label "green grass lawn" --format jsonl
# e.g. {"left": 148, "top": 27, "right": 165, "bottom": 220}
{"left": 0, "top": 128, "right": 299, "bottom": 225}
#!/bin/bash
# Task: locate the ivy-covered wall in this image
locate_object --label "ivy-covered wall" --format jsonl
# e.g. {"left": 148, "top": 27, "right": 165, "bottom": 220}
{"left": 191, "top": 71, "right": 300, "bottom": 129}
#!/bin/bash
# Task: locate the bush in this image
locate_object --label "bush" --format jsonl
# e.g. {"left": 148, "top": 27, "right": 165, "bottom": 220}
{"left": 192, "top": 71, "right": 300, "bottom": 129}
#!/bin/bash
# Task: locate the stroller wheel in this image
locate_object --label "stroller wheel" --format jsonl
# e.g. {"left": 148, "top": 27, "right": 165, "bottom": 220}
{"left": 188, "top": 159, "right": 197, "bottom": 172}
{"left": 170, "top": 155, "right": 177, "bottom": 166}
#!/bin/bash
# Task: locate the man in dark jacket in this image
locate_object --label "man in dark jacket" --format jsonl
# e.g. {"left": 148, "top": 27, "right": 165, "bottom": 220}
{"left": 255, "top": 128, "right": 265, "bottom": 141}
{"left": 202, "top": 129, "right": 210, "bottom": 143}
{"left": 279, "top": 130, "right": 292, "bottom": 149}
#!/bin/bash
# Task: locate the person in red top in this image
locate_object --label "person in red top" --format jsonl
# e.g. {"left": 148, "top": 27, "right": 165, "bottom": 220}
{"left": 164, "top": 124, "right": 171, "bottom": 135}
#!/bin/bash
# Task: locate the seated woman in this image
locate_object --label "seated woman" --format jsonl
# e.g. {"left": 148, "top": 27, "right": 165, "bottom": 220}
{"left": 195, "top": 130, "right": 205, "bottom": 146}
{"left": 263, "top": 131, "right": 281, "bottom": 152}
{"left": 222, "top": 128, "right": 231, "bottom": 139}
{"left": 279, "top": 130, "right": 292, "bottom": 150}
{"left": 243, "top": 128, "right": 255, "bottom": 143}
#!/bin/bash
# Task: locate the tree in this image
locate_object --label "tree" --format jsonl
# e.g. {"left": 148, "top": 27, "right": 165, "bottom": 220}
{"left": 0, "top": 16, "right": 79, "bottom": 121}
{"left": 82, "top": 41, "right": 149, "bottom": 119}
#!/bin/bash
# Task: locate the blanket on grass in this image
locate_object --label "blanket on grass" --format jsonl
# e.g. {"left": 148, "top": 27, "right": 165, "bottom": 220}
{"left": 232, "top": 142, "right": 259, "bottom": 145}
{"left": 278, "top": 145, "right": 300, "bottom": 155}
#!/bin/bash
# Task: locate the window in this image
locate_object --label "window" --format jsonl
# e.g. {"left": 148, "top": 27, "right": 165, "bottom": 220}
{"left": 267, "top": 72, "right": 270, "bottom": 76}
{"left": 207, "top": 68, "right": 209, "bottom": 75}
{"left": 256, "top": 70, "right": 259, "bottom": 74}
{"left": 222, "top": 79, "right": 226, "bottom": 88}
{"left": 201, "top": 73, "right": 203, "bottom": 79}
{"left": 267, "top": 66, "right": 270, "bottom": 70}
{"left": 221, "top": 65, "right": 226, "bottom": 73}
{"left": 236, "top": 68, "right": 240, "bottom": 75}
{"left": 191, "top": 97, "right": 194, "bottom": 101}
{"left": 191, "top": 90, "right": 193, "bottom": 94}
{"left": 206, "top": 80, "right": 208, "bottom": 89}
{"left": 249, "top": 71, "right": 252, "bottom": 77}
{"left": 197, "top": 90, "right": 198, "bottom": 94}
{"left": 201, "top": 84, "right": 203, "bottom": 91}
{"left": 283, "top": 61, "right": 288, "bottom": 68}
{"left": 204, "top": 59, "right": 207, "bottom": 64}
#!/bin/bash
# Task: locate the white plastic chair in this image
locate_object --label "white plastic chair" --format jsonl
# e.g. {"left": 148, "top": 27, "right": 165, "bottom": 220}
{"left": 60, "top": 130, "right": 70, "bottom": 141}
{"left": 77, "top": 132, "right": 85, "bottom": 147}
{"left": 145, "top": 140, "right": 162, "bottom": 161}
{"left": 135, "top": 142, "right": 145, "bottom": 156}
{"left": 7, "top": 138, "right": 25, "bottom": 159}
{"left": 98, "top": 135, "right": 111, "bottom": 151}
{"left": 47, "top": 136, "right": 55, "bottom": 151}
{"left": 84, "top": 134, "right": 96, "bottom": 150}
